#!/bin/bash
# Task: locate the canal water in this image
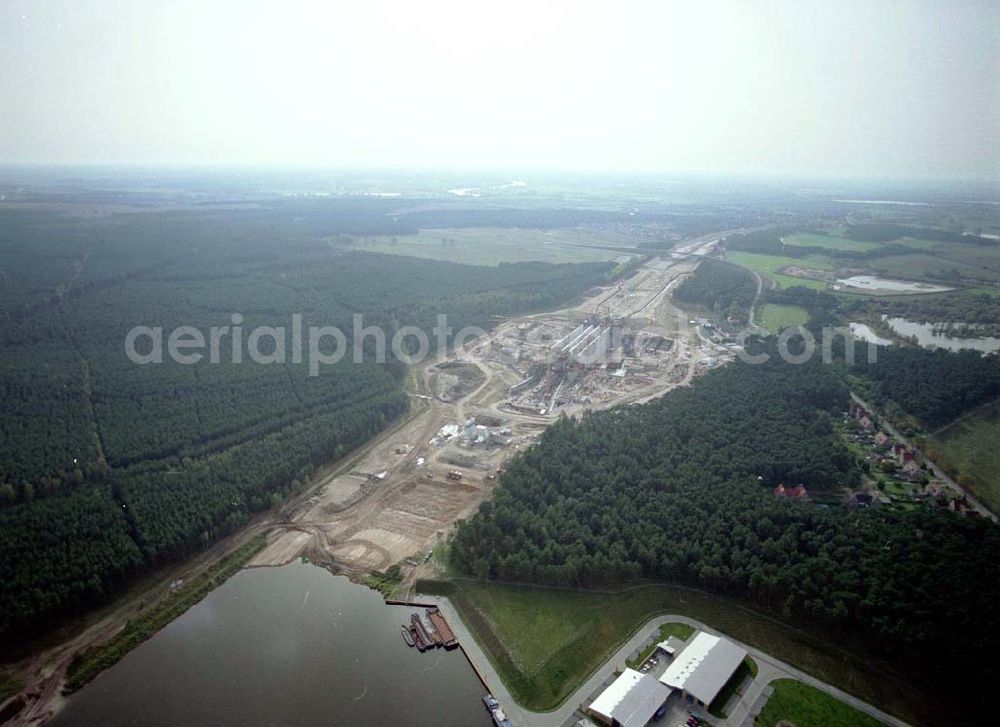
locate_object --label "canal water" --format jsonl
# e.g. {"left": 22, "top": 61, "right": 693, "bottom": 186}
{"left": 884, "top": 317, "right": 1000, "bottom": 354}
{"left": 52, "top": 562, "right": 493, "bottom": 727}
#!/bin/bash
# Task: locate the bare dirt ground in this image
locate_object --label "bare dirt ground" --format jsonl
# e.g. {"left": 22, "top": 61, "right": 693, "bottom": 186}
{"left": 3, "top": 231, "right": 734, "bottom": 725}
{"left": 249, "top": 350, "right": 507, "bottom": 575}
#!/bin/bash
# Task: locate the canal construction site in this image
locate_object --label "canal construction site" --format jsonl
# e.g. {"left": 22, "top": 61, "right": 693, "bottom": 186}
{"left": 249, "top": 237, "right": 735, "bottom": 584}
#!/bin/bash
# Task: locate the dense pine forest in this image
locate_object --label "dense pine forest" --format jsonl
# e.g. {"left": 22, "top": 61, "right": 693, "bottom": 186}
{"left": 0, "top": 201, "right": 613, "bottom": 641}
{"left": 671, "top": 259, "right": 756, "bottom": 318}
{"left": 450, "top": 348, "right": 1000, "bottom": 714}
{"left": 851, "top": 346, "right": 1000, "bottom": 430}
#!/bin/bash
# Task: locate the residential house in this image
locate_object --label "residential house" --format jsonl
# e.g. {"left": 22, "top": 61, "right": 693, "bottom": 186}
{"left": 901, "top": 461, "right": 922, "bottom": 482}
{"left": 775, "top": 484, "right": 808, "bottom": 499}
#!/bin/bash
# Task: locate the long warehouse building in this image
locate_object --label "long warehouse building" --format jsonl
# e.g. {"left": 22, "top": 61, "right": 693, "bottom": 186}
{"left": 588, "top": 668, "right": 670, "bottom": 727}
{"left": 658, "top": 631, "right": 747, "bottom": 708}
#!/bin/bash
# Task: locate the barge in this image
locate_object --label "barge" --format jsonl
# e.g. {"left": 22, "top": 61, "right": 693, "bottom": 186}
{"left": 427, "top": 607, "right": 458, "bottom": 649}
{"left": 400, "top": 607, "right": 459, "bottom": 651}
{"left": 409, "top": 614, "right": 431, "bottom": 651}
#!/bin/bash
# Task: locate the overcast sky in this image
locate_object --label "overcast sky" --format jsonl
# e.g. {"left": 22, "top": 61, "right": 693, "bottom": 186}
{"left": 0, "top": 0, "right": 996, "bottom": 179}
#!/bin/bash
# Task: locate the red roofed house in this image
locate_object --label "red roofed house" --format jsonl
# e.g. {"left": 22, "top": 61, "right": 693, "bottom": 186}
{"left": 874, "top": 431, "right": 890, "bottom": 448}
{"left": 774, "top": 484, "right": 808, "bottom": 499}
{"left": 859, "top": 416, "right": 874, "bottom": 432}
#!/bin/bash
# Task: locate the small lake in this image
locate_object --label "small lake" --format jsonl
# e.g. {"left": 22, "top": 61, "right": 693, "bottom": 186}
{"left": 884, "top": 317, "right": 1000, "bottom": 354}
{"left": 836, "top": 275, "right": 953, "bottom": 293}
{"left": 52, "top": 563, "right": 493, "bottom": 727}
{"left": 848, "top": 322, "right": 892, "bottom": 346}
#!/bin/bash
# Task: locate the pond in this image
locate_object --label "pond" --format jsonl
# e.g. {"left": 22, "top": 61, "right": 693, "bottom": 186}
{"left": 52, "top": 563, "right": 493, "bottom": 727}
{"left": 884, "top": 317, "right": 1000, "bottom": 354}
{"left": 848, "top": 322, "right": 892, "bottom": 346}
{"left": 835, "top": 275, "right": 953, "bottom": 294}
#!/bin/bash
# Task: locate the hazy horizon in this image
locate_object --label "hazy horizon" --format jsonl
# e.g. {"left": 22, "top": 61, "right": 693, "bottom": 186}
{"left": 1, "top": 0, "right": 997, "bottom": 181}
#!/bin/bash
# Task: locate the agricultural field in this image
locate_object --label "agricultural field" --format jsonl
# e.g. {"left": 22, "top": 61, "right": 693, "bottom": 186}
{"left": 965, "top": 286, "right": 1000, "bottom": 297}
{"left": 930, "top": 241, "right": 1000, "bottom": 274}
{"left": 869, "top": 253, "right": 998, "bottom": 283}
{"left": 757, "top": 303, "right": 809, "bottom": 332}
{"left": 889, "top": 237, "right": 943, "bottom": 250}
{"left": 350, "top": 227, "right": 629, "bottom": 265}
{"left": 757, "top": 679, "right": 884, "bottom": 727}
{"left": 929, "top": 400, "right": 1000, "bottom": 514}
{"left": 728, "top": 227, "right": 1000, "bottom": 295}
{"left": 782, "top": 232, "right": 880, "bottom": 252}
{"left": 726, "top": 251, "right": 830, "bottom": 290}
{"left": 418, "top": 580, "right": 927, "bottom": 723}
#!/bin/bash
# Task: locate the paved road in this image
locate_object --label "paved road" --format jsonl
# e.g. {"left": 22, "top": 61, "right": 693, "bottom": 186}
{"left": 850, "top": 392, "right": 996, "bottom": 521}
{"left": 423, "top": 595, "right": 908, "bottom": 727}
{"left": 745, "top": 267, "right": 765, "bottom": 333}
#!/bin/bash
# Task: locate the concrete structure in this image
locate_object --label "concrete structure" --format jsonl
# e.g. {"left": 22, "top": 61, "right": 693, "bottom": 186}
{"left": 582, "top": 327, "right": 613, "bottom": 363}
{"left": 553, "top": 322, "right": 588, "bottom": 352}
{"left": 656, "top": 635, "right": 686, "bottom": 657}
{"left": 659, "top": 631, "right": 746, "bottom": 708}
{"left": 475, "top": 424, "right": 489, "bottom": 444}
{"left": 589, "top": 668, "right": 671, "bottom": 727}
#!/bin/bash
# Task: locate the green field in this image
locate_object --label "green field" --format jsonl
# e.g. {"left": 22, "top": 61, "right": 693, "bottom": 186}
{"left": 894, "top": 237, "right": 945, "bottom": 250}
{"left": 726, "top": 252, "right": 830, "bottom": 290}
{"left": 783, "top": 232, "right": 880, "bottom": 252}
{"left": 731, "top": 234, "right": 1000, "bottom": 292}
{"left": 929, "top": 400, "right": 1000, "bottom": 514}
{"left": 0, "top": 670, "right": 24, "bottom": 705}
{"left": 757, "top": 679, "right": 884, "bottom": 727}
{"left": 870, "top": 253, "right": 997, "bottom": 283}
{"left": 351, "top": 227, "right": 627, "bottom": 265}
{"left": 758, "top": 303, "right": 810, "bottom": 332}
{"left": 964, "top": 286, "right": 1000, "bottom": 297}
{"left": 418, "top": 580, "right": 924, "bottom": 722}
{"left": 929, "top": 240, "right": 1000, "bottom": 270}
